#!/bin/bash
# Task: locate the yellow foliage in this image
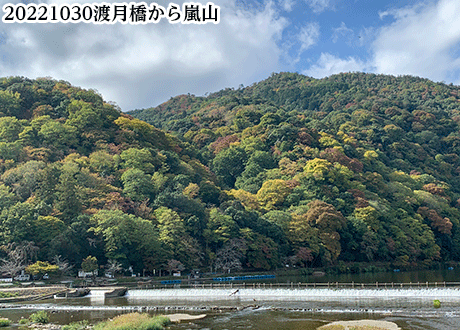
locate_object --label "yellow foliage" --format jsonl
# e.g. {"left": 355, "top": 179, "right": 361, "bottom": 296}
{"left": 353, "top": 206, "right": 381, "bottom": 232}
{"left": 228, "top": 189, "right": 259, "bottom": 210}
{"left": 256, "top": 179, "right": 292, "bottom": 210}
{"left": 303, "top": 158, "right": 332, "bottom": 181}
{"left": 319, "top": 132, "right": 341, "bottom": 148}
{"left": 183, "top": 183, "right": 200, "bottom": 198}
{"left": 363, "top": 150, "right": 378, "bottom": 160}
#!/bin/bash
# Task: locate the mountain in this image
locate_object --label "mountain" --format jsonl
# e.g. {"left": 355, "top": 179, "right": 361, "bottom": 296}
{"left": 129, "top": 72, "right": 460, "bottom": 268}
{"left": 1, "top": 72, "right": 459, "bottom": 277}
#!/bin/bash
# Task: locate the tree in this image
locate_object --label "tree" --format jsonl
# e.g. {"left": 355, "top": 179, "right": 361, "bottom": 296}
{"left": 212, "top": 146, "right": 247, "bottom": 187}
{"left": 35, "top": 216, "right": 67, "bottom": 248}
{"left": 204, "top": 208, "right": 237, "bottom": 249}
{"left": 417, "top": 207, "right": 453, "bottom": 235}
{"left": 166, "top": 259, "right": 185, "bottom": 275}
{"left": 305, "top": 200, "right": 346, "bottom": 233}
{"left": 296, "top": 247, "right": 314, "bottom": 267}
{"left": 91, "top": 209, "right": 162, "bottom": 271}
{"left": 120, "top": 148, "right": 157, "bottom": 174}
{"left": 38, "top": 120, "right": 77, "bottom": 148}
{"left": 155, "top": 207, "right": 186, "bottom": 249}
{"left": 55, "top": 161, "right": 82, "bottom": 224}
{"left": 81, "top": 256, "right": 98, "bottom": 273}
{"left": 121, "top": 168, "right": 153, "bottom": 202}
{"left": 0, "top": 90, "right": 20, "bottom": 117}
{"left": 1, "top": 161, "right": 46, "bottom": 200}
{"left": 0, "top": 184, "right": 16, "bottom": 212}
{"left": 246, "top": 234, "right": 279, "bottom": 270}
{"left": 256, "top": 179, "right": 293, "bottom": 210}
{"left": 0, "top": 248, "right": 25, "bottom": 277}
{"left": 213, "top": 238, "right": 247, "bottom": 273}
{"left": 0, "top": 202, "right": 39, "bottom": 244}
{"left": 25, "top": 261, "right": 59, "bottom": 277}
{"left": 0, "top": 116, "right": 23, "bottom": 142}
{"left": 106, "top": 259, "right": 123, "bottom": 277}
{"left": 53, "top": 255, "right": 73, "bottom": 275}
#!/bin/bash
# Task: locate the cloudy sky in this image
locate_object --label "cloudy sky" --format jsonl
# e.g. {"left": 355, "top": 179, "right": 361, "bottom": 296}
{"left": 1, "top": 0, "right": 460, "bottom": 111}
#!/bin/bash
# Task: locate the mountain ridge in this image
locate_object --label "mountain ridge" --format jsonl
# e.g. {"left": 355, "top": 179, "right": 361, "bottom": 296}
{"left": 0, "top": 72, "right": 459, "bottom": 276}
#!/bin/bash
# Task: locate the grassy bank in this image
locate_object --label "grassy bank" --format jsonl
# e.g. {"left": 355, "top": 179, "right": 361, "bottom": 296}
{"left": 93, "top": 313, "right": 170, "bottom": 330}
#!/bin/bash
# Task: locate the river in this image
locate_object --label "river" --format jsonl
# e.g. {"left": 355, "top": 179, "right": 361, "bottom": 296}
{"left": 1, "top": 269, "right": 460, "bottom": 330}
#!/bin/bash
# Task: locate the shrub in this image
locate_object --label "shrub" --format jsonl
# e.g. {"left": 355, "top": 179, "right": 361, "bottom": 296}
{"left": 18, "top": 318, "right": 30, "bottom": 325}
{"left": 0, "top": 318, "right": 11, "bottom": 327}
{"left": 93, "top": 313, "right": 170, "bottom": 330}
{"left": 62, "top": 320, "right": 89, "bottom": 330}
{"left": 29, "top": 310, "right": 50, "bottom": 324}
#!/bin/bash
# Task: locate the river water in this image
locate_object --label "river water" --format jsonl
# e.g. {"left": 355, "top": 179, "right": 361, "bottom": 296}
{"left": 1, "top": 269, "right": 460, "bottom": 330}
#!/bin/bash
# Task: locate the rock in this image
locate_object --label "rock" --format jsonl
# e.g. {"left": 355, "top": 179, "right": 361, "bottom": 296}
{"left": 166, "top": 313, "right": 206, "bottom": 323}
{"left": 317, "top": 319, "right": 400, "bottom": 330}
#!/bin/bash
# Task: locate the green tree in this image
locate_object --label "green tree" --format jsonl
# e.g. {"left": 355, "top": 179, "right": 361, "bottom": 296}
{"left": 120, "top": 148, "right": 157, "bottom": 174}
{"left": 81, "top": 255, "right": 98, "bottom": 273}
{"left": 1, "top": 161, "right": 46, "bottom": 200}
{"left": 0, "top": 202, "right": 38, "bottom": 244}
{"left": 246, "top": 233, "right": 279, "bottom": 270}
{"left": 90, "top": 209, "right": 162, "bottom": 270}
{"left": 212, "top": 146, "right": 247, "bottom": 187}
{"left": 0, "top": 90, "right": 20, "bottom": 117}
{"left": 0, "top": 117, "right": 23, "bottom": 142}
{"left": 121, "top": 168, "right": 153, "bottom": 202}
{"left": 204, "top": 208, "right": 237, "bottom": 249}
{"left": 55, "top": 161, "right": 82, "bottom": 223}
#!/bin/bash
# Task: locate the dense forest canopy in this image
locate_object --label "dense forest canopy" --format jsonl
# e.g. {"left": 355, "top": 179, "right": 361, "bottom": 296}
{"left": 1, "top": 72, "right": 460, "bottom": 277}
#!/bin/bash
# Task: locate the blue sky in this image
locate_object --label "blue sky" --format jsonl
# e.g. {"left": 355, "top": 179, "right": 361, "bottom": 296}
{"left": 0, "top": 0, "right": 460, "bottom": 110}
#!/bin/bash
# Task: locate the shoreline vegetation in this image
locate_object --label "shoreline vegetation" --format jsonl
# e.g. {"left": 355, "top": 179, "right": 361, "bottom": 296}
{"left": 0, "top": 287, "right": 68, "bottom": 303}
{"left": 0, "top": 312, "right": 404, "bottom": 330}
{"left": 2, "top": 312, "right": 205, "bottom": 330}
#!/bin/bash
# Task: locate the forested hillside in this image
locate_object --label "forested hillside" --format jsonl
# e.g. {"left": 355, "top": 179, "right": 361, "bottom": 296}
{"left": 130, "top": 72, "right": 460, "bottom": 269}
{"left": 0, "top": 76, "right": 227, "bottom": 275}
{"left": 1, "top": 73, "right": 460, "bottom": 278}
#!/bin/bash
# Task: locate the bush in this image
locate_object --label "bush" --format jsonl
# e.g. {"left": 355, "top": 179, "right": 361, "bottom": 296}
{"left": 18, "top": 318, "right": 30, "bottom": 325}
{"left": 62, "top": 320, "right": 89, "bottom": 330}
{"left": 93, "top": 313, "right": 170, "bottom": 330}
{"left": 29, "top": 310, "right": 50, "bottom": 324}
{"left": 0, "top": 318, "right": 11, "bottom": 327}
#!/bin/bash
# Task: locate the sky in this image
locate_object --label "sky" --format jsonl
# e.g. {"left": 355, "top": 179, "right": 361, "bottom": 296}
{"left": 1, "top": 0, "right": 460, "bottom": 111}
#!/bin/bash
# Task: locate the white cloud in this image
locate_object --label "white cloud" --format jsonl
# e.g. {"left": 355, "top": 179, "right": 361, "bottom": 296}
{"left": 280, "top": 0, "right": 295, "bottom": 12}
{"left": 298, "top": 22, "right": 320, "bottom": 52}
{"left": 0, "top": 0, "right": 288, "bottom": 110}
{"left": 305, "top": 0, "right": 331, "bottom": 14}
{"left": 378, "top": 2, "right": 426, "bottom": 20}
{"left": 302, "top": 0, "right": 460, "bottom": 84}
{"left": 303, "top": 53, "right": 369, "bottom": 78}
{"left": 373, "top": 0, "right": 460, "bottom": 82}
{"left": 331, "top": 22, "right": 353, "bottom": 44}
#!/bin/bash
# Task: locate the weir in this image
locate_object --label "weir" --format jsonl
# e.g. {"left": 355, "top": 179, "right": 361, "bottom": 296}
{"left": 56, "top": 287, "right": 127, "bottom": 299}
{"left": 126, "top": 286, "right": 460, "bottom": 302}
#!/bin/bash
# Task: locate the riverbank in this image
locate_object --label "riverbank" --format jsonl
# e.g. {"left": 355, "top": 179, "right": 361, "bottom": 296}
{"left": 0, "top": 287, "right": 68, "bottom": 303}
